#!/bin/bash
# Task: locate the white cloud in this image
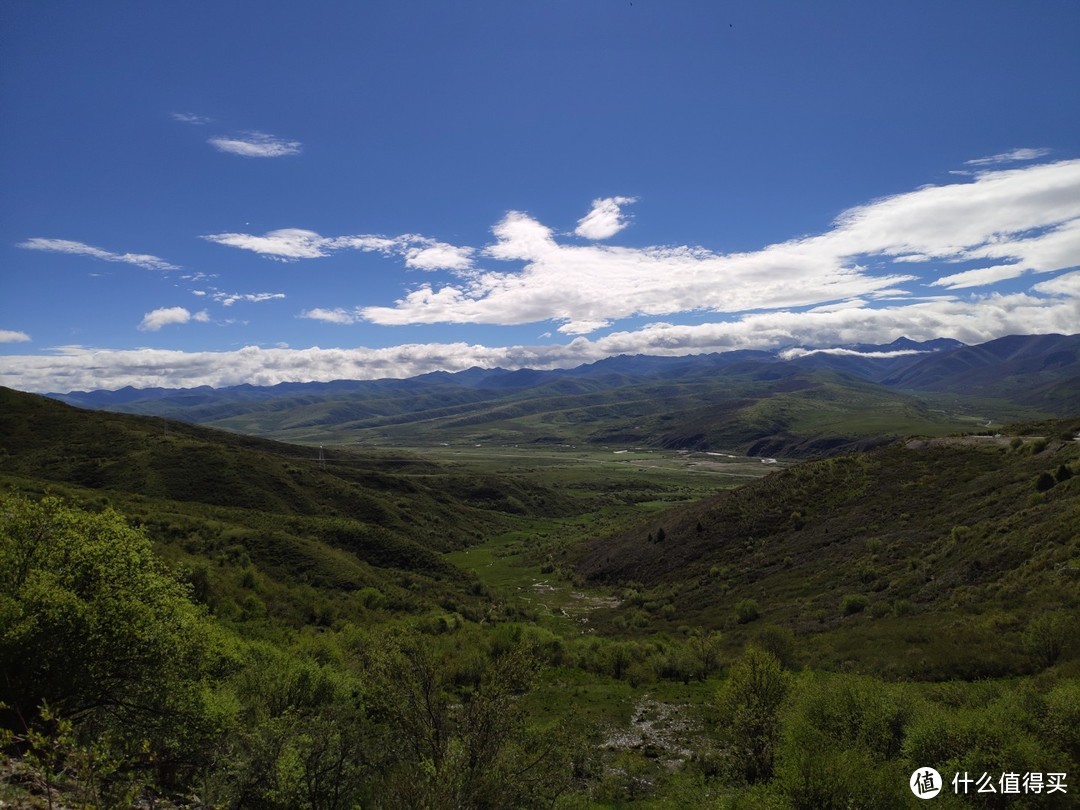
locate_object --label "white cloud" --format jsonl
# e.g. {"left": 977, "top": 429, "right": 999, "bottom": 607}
{"left": 208, "top": 131, "right": 302, "bottom": 158}
{"left": 17, "top": 238, "right": 179, "bottom": 271}
{"left": 779, "top": 347, "right": 930, "bottom": 360}
{"left": 0, "top": 330, "right": 30, "bottom": 343}
{"left": 403, "top": 241, "right": 474, "bottom": 270}
{"left": 1032, "top": 270, "right": 1080, "bottom": 297}
{"left": 965, "top": 147, "right": 1051, "bottom": 167}
{"left": 575, "top": 196, "right": 637, "bottom": 240}
{"left": 210, "top": 291, "right": 286, "bottom": 307}
{"left": 4, "top": 278, "right": 1076, "bottom": 393}
{"left": 299, "top": 307, "right": 360, "bottom": 324}
{"left": 193, "top": 310, "right": 211, "bottom": 322}
{"left": 351, "top": 159, "right": 1080, "bottom": 333}
{"left": 203, "top": 228, "right": 335, "bottom": 259}
{"left": 931, "top": 217, "right": 1080, "bottom": 289}
{"left": 138, "top": 306, "right": 193, "bottom": 331}
{"left": 202, "top": 228, "right": 472, "bottom": 271}
{"left": 172, "top": 112, "right": 213, "bottom": 125}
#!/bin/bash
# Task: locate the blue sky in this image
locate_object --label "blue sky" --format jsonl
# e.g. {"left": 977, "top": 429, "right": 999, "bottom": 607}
{"left": 2, "top": 0, "right": 1078, "bottom": 392}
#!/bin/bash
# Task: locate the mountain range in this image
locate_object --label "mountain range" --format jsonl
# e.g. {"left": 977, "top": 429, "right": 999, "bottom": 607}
{"left": 47, "top": 333, "right": 1080, "bottom": 457}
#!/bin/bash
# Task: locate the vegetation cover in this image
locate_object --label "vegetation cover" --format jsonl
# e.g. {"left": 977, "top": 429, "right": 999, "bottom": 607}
{"left": 1, "top": 385, "right": 1078, "bottom": 807}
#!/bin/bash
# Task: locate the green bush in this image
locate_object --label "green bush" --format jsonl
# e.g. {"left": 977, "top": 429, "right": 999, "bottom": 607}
{"left": 0, "top": 494, "right": 231, "bottom": 788}
{"left": 840, "top": 594, "right": 868, "bottom": 616}
{"left": 775, "top": 674, "right": 916, "bottom": 809}
{"left": 715, "top": 646, "right": 790, "bottom": 783}
{"left": 735, "top": 598, "right": 761, "bottom": 624}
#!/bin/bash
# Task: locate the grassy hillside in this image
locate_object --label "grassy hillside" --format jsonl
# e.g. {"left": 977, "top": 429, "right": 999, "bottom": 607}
{"left": 4, "top": 386, "right": 1080, "bottom": 807}
{"left": 576, "top": 420, "right": 1080, "bottom": 679}
{"left": 200, "top": 368, "right": 984, "bottom": 459}
{"left": 0, "top": 387, "right": 592, "bottom": 629}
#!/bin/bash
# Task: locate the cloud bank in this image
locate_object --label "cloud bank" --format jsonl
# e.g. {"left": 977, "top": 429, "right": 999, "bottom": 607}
{"left": 6, "top": 277, "right": 1076, "bottom": 392}
{"left": 7, "top": 156, "right": 1078, "bottom": 393}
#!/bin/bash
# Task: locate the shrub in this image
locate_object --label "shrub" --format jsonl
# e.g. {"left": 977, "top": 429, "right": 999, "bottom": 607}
{"left": 753, "top": 625, "right": 798, "bottom": 671}
{"left": 735, "top": 599, "right": 761, "bottom": 624}
{"left": 893, "top": 599, "right": 917, "bottom": 617}
{"left": 1035, "top": 471, "right": 1056, "bottom": 492}
{"left": 841, "top": 594, "right": 868, "bottom": 616}
{"left": 1023, "top": 612, "right": 1072, "bottom": 668}
{"left": 775, "top": 674, "right": 917, "bottom": 808}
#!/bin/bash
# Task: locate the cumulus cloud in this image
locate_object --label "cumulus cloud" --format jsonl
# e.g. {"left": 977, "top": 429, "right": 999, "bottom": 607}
{"left": 0, "top": 330, "right": 30, "bottom": 343}
{"left": 17, "top": 238, "right": 179, "bottom": 271}
{"left": 5, "top": 279, "right": 1076, "bottom": 393}
{"left": 575, "top": 196, "right": 637, "bottom": 239}
{"left": 349, "top": 159, "right": 1080, "bottom": 333}
{"left": 208, "top": 131, "right": 302, "bottom": 158}
{"left": 403, "top": 241, "right": 474, "bottom": 270}
{"left": 138, "top": 306, "right": 193, "bottom": 331}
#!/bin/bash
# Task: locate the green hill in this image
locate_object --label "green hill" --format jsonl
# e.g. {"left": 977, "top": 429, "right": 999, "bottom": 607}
{"left": 0, "top": 387, "right": 577, "bottom": 625}
{"left": 575, "top": 420, "right": 1080, "bottom": 679}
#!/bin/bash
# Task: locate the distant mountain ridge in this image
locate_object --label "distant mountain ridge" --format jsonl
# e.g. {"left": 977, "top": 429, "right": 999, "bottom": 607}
{"left": 45, "top": 334, "right": 1080, "bottom": 457}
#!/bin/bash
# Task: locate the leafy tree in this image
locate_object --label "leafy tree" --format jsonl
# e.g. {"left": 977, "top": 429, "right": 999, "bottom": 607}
{"left": 0, "top": 495, "right": 228, "bottom": 783}
{"left": 715, "top": 646, "right": 790, "bottom": 783}
{"left": 687, "top": 627, "right": 723, "bottom": 680}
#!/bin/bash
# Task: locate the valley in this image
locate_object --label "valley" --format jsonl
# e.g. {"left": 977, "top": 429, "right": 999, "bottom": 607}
{"left": 2, "top": 337, "right": 1079, "bottom": 808}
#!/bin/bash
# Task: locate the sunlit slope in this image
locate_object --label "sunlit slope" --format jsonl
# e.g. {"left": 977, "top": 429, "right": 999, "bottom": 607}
{"left": 575, "top": 420, "right": 1080, "bottom": 678}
